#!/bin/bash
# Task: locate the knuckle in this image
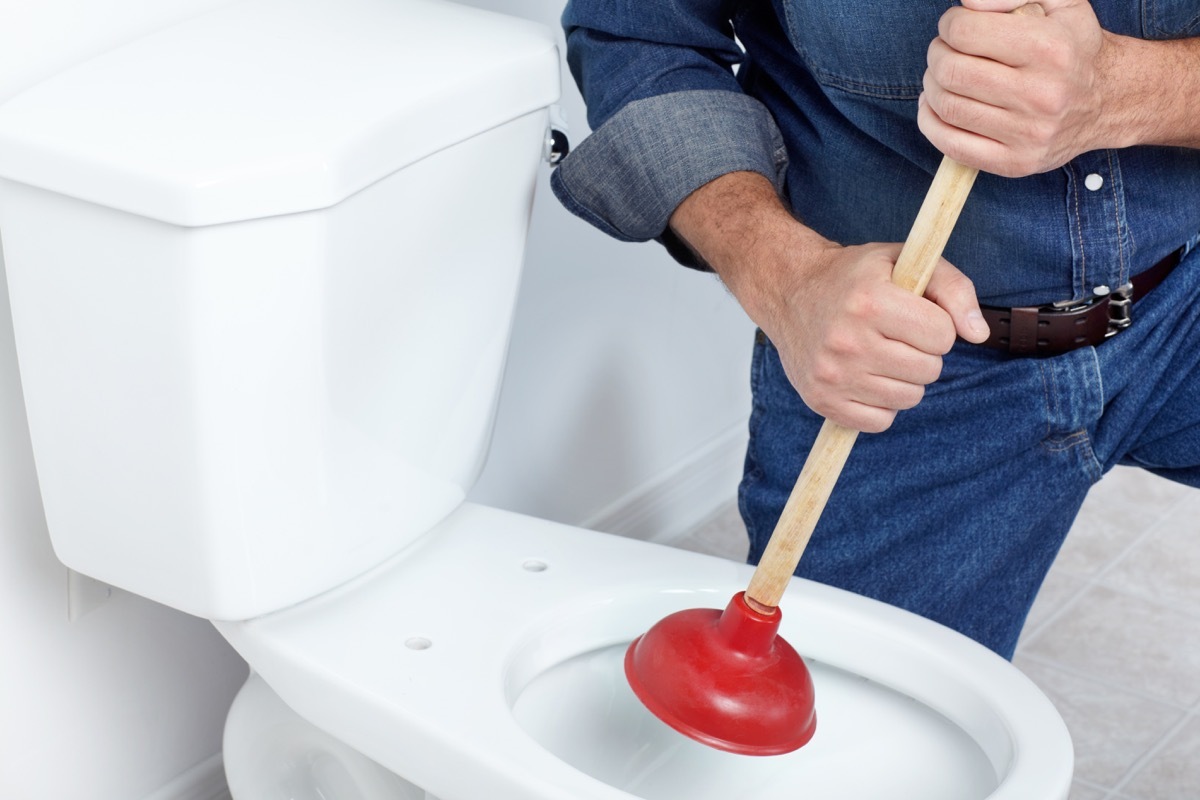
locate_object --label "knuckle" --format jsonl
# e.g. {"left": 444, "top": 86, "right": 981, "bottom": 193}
{"left": 994, "top": 152, "right": 1029, "bottom": 178}
{"left": 824, "top": 330, "right": 858, "bottom": 358}
{"left": 845, "top": 286, "right": 878, "bottom": 319}
{"left": 1030, "top": 34, "right": 1059, "bottom": 64}
{"left": 951, "top": 271, "right": 976, "bottom": 296}
{"left": 1015, "top": 153, "right": 1041, "bottom": 177}
{"left": 810, "top": 357, "right": 844, "bottom": 389}
{"left": 935, "top": 91, "right": 963, "bottom": 123}
{"left": 941, "top": 11, "right": 969, "bottom": 45}
{"left": 896, "top": 385, "right": 926, "bottom": 411}
{"left": 943, "top": 59, "right": 968, "bottom": 94}
{"left": 934, "top": 323, "right": 957, "bottom": 354}
{"left": 940, "top": 270, "right": 977, "bottom": 303}
{"left": 938, "top": 137, "right": 975, "bottom": 170}
{"left": 1029, "top": 94, "right": 1066, "bottom": 125}
{"left": 918, "top": 358, "right": 944, "bottom": 386}
{"left": 862, "top": 410, "right": 897, "bottom": 434}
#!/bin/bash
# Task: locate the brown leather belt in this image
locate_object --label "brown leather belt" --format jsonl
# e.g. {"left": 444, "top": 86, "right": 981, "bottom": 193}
{"left": 977, "top": 247, "right": 1183, "bottom": 356}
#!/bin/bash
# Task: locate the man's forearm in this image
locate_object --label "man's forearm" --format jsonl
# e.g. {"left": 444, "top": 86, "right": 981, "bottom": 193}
{"left": 1100, "top": 33, "right": 1200, "bottom": 150}
{"left": 668, "top": 171, "right": 835, "bottom": 329}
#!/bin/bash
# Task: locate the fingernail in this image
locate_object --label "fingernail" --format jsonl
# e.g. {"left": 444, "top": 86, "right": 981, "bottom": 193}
{"left": 967, "top": 310, "right": 989, "bottom": 339}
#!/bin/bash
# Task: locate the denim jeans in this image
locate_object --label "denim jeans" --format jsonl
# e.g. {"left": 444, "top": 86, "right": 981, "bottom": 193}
{"left": 739, "top": 245, "right": 1200, "bottom": 659}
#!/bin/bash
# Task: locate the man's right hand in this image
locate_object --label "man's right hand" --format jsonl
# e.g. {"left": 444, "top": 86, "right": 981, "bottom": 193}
{"left": 669, "top": 171, "right": 990, "bottom": 433}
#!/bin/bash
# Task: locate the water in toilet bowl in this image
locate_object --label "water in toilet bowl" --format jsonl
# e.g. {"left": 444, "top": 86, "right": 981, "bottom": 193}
{"left": 513, "top": 642, "right": 996, "bottom": 799}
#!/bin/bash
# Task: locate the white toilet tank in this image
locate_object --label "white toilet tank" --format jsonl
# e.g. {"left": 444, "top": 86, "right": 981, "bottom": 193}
{"left": 0, "top": 0, "right": 559, "bottom": 620}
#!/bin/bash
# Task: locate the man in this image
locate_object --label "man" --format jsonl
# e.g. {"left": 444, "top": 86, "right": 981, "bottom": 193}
{"left": 550, "top": 0, "right": 1200, "bottom": 657}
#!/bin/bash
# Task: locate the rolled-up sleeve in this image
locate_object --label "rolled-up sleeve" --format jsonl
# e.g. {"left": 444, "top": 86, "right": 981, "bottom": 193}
{"left": 550, "top": 2, "right": 789, "bottom": 267}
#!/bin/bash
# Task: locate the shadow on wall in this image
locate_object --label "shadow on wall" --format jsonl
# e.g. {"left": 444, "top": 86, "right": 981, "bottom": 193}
{"left": 469, "top": 165, "right": 755, "bottom": 530}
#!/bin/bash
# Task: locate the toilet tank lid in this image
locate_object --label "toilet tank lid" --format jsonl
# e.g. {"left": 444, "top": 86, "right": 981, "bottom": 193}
{"left": 0, "top": 0, "right": 558, "bottom": 227}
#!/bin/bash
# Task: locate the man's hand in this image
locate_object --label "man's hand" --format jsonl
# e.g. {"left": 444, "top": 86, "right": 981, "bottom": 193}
{"left": 761, "top": 241, "right": 988, "bottom": 433}
{"left": 919, "top": 0, "right": 1110, "bottom": 177}
{"left": 921, "top": 0, "right": 1200, "bottom": 174}
{"left": 669, "top": 172, "right": 990, "bottom": 433}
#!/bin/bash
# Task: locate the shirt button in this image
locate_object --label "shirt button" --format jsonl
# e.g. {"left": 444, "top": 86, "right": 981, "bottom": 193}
{"left": 1084, "top": 173, "right": 1104, "bottom": 191}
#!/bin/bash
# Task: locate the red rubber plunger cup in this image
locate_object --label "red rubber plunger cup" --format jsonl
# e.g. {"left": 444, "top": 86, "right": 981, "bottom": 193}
{"left": 625, "top": 592, "right": 815, "bottom": 755}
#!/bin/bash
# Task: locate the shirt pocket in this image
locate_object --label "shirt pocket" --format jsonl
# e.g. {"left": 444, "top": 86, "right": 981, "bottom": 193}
{"left": 778, "top": 0, "right": 949, "bottom": 99}
{"left": 1141, "top": 0, "right": 1200, "bottom": 38}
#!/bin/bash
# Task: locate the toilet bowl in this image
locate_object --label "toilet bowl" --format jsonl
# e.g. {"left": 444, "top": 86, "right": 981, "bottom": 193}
{"left": 0, "top": 1, "right": 1072, "bottom": 799}
{"left": 217, "top": 503, "right": 1072, "bottom": 800}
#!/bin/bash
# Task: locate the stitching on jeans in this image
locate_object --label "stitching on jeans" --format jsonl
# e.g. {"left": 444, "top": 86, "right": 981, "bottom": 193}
{"left": 1048, "top": 360, "right": 1065, "bottom": 433}
{"left": 1089, "top": 345, "right": 1106, "bottom": 413}
{"left": 1042, "top": 430, "right": 1088, "bottom": 451}
{"left": 1106, "top": 150, "right": 1128, "bottom": 284}
{"left": 1072, "top": 167, "right": 1087, "bottom": 293}
{"left": 1037, "top": 361, "right": 1053, "bottom": 441}
{"left": 1041, "top": 430, "right": 1103, "bottom": 482}
{"left": 1080, "top": 433, "right": 1103, "bottom": 481}
{"left": 1145, "top": 0, "right": 1200, "bottom": 36}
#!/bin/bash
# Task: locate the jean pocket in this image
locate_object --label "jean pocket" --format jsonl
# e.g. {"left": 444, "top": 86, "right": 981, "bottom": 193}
{"left": 1142, "top": 0, "right": 1200, "bottom": 38}
{"left": 779, "top": 0, "right": 944, "bottom": 99}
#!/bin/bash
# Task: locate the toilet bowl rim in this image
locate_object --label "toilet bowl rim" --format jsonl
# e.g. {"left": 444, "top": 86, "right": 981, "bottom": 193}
{"left": 217, "top": 504, "right": 1072, "bottom": 800}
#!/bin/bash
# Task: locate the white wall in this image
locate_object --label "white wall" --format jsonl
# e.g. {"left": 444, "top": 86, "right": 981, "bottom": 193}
{"left": 467, "top": 0, "right": 755, "bottom": 534}
{"left": 0, "top": 1, "right": 754, "bottom": 798}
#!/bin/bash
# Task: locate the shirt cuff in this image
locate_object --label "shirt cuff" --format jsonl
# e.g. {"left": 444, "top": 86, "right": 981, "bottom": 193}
{"left": 550, "top": 90, "right": 789, "bottom": 267}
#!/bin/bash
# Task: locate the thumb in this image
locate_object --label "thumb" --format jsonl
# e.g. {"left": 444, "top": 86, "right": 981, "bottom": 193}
{"left": 960, "top": 0, "right": 1027, "bottom": 10}
{"left": 923, "top": 260, "right": 990, "bottom": 344}
{"left": 960, "top": 0, "right": 1065, "bottom": 15}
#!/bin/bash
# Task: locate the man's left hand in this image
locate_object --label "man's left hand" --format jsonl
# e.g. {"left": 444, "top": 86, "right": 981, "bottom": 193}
{"left": 919, "top": 0, "right": 1113, "bottom": 177}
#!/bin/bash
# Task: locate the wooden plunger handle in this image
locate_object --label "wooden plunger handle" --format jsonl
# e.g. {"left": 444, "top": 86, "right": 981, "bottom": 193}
{"left": 744, "top": 155, "right": 980, "bottom": 611}
{"left": 743, "top": 2, "right": 1045, "bottom": 611}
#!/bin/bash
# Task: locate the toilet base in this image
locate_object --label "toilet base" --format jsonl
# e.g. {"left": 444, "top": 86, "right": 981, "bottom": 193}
{"left": 223, "top": 673, "right": 441, "bottom": 800}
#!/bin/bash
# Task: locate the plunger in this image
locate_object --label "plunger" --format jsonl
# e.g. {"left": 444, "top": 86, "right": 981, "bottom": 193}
{"left": 625, "top": 152, "right": 984, "bottom": 755}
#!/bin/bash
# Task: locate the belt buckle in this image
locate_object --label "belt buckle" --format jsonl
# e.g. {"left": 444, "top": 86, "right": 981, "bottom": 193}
{"left": 1103, "top": 282, "right": 1134, "bottom": 337}
{"left": 1048, "top": 282, "right": 1133, "bottom": 339}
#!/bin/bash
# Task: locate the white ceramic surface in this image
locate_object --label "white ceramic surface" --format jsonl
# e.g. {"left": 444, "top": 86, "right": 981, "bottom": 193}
{"left": 515, "top": 647, "right": 994, "bottom": 799}
{"left": 217, "top": 503, "right": 1073, "bottom": 800}
{"left": 224, "top": 672, "right": 428, "bottom": 800}
{"left": 0, "top": 109, "right": 544, "bottom": 619}
{"left": 0, "top": 0, "right": 553, "bottom": 619}
{"left": 0, "top": 0, "right": 558, "bottom": 226}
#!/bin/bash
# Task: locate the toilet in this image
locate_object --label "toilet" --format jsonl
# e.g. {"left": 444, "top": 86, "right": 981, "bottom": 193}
{"left": 0, "top": 1, "right": 1073, "bottom": 799}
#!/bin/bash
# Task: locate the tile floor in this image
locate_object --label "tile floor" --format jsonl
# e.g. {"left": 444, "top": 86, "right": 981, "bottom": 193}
{"left": 668, "top": 466, "right": 1200, "bottom": 800}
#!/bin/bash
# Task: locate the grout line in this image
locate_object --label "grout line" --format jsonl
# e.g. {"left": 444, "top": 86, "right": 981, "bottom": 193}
{"left": 1086, "top": 509, "right": 1175, "bottom": 583}
{"left": 1090, "top": 579, "right": 1200, "bottom": 626}
{"left": 1020, "top": 474, "right": 1200, "bottom": 800}
{"left": 1106, "top": 706, "right": 1196, "bottom": 798}
{"left": 1087, "top": 492, "right": 1200, "bottom": 622}
{"left": 1021, "top": 480, "right": 1200, "bottom": 647}
{"left": 1068, "top": 776, "right": 1109, "bottom": 796}
{"left": 1016, "top": 573, "right": 1093, "bottom": 647}
{"left": 1014, "top": 651, "right": 1194, "bottom": 711}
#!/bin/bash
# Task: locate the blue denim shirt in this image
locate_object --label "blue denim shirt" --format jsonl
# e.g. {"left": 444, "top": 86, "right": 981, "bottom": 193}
{"left": 550, "top": 0, "right": 1200, "bottom": 306}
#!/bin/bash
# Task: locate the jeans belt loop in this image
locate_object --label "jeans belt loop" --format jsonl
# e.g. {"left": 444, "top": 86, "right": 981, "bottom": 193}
{"left": 976, "top": 246, "right": 1183, "bottom": 357}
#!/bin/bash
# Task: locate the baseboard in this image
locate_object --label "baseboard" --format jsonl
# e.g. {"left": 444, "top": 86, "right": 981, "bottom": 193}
{"left": 140, "top": 754, "right": 230, "bottom": 800}
{"left": 578, "top": 421, "right": 747, "bottom": 545}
